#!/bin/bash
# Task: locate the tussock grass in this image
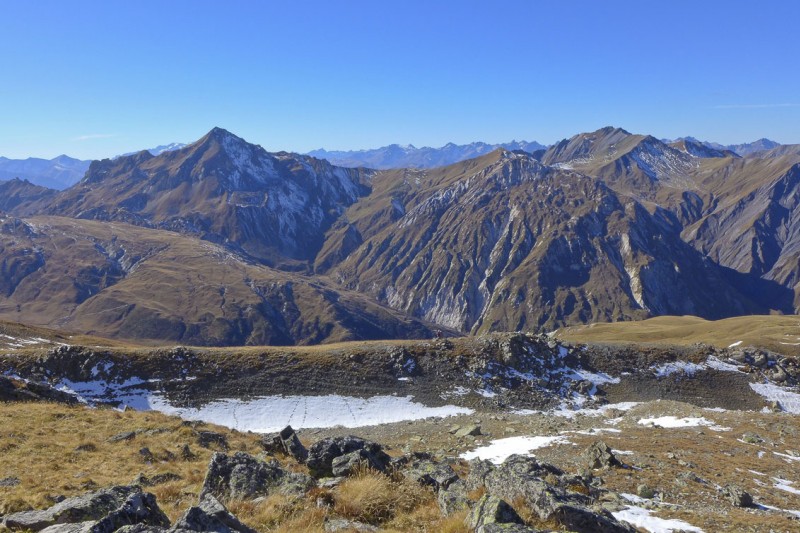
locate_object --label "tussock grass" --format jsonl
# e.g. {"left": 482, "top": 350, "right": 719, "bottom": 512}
{"left": 333, "top": 467, "right": 433, "bottom": 524}
{"left": 0, "top": 401, "right": 261, "bottom": 521}
{"left": 0, "top": 402, "right": 463, "bottom": 532}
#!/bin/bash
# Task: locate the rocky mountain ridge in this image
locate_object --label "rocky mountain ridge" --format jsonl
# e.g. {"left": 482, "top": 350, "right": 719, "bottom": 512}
{"left": 1, "top": 126, "right": 800, "bottom": 344}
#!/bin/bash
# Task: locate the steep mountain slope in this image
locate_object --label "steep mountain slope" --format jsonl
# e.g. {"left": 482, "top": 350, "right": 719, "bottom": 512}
{"left": 0, "top": 215, "right": 434, "bottom": 345}
{"left": 308, "top": 140, "right": 546, "bottom": 169}
{"left": 45, "top": 128, "right": 373, "bottom": 266}
{"left": 0, "top": 154, "right": 90, "bottom": 190}
{"left": 683, "top": 148, "right": 800, "bottom": 308}
{"left": 539, "top": 127, "right": 713, "bottom": 212}
{"left": 322, "top": 150, "right": 757, "bottom": 332}
{"left": 0, "top": 178, "right": 58, "bottom": 215}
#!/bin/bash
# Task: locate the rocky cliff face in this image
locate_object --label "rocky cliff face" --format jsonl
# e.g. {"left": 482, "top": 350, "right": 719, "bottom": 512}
{"left": 325, "top": 150, "right": 756, "bottom": 332}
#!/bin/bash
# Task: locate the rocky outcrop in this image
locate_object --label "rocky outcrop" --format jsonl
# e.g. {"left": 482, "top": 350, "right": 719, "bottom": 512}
{"left": 306, "top": 436, "right": 391, "bottom": 478}
{"left": 261, "top": 425, "right": 308, "bottom": 463}
{"left": 584, "top": 441, "right": 622, "bottom": 470}
{"left": 474, "top": 455, "right": 636, "bottom": 533}
{"left": 2, "top": 486, "right": 168, "bottom": 532}
{"left": 171, "top": 494, "right": 256, "bottom": 533}
{"left": 466, "top": 494, "right": 524, "bottom": 532}
{"left": 200, "top": 452, "right": 313, "bottom": 500}
{"left": 0, "top": 374, "right": 78, "bottom": 404}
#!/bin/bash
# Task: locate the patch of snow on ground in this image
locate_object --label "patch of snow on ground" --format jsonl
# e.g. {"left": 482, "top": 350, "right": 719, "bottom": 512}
{"left": 651, "top": 357, "right": 743, "bottom": 377}
{"left": 151, "top": 394, "right": 472, "bottom": 433}
{"left": 774, "top": 478, "right": 800, "bottom": 495}
{"left": 774, "top": 451, "right": 800, "bottom": 463}
{"left": 612, "top": 505, "right": 704, "bottom": 533}
{"left": 637, "top": 416, "right": 727, "bottom": 431}
{"left": 460, "top": 435, "right": 570, "bottom": 464}
{"left": 749, "top": 382, "right": 800, "bottom": 414}
{"left": 620, "top": 493, "right": 649, "bottom": 504}
{"left": 754, "top": 503, "right": 800, "bottom": 518}
{"left": 546, "top": 401, "right": 640, "bottom": 418}
{"left": 728, "top": 340, "right": 743, "bottom": 348}
{"left": 705, "top": 357, "right": 743, "bottom": 372}
{"left": 651, "top": 361, "right": 706, "bottom": 377}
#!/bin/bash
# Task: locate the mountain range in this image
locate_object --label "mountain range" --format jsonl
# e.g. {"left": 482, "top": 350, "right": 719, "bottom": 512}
{"left": 307, "top": 140, "right": 547, "bottom": 169}
{"left": 0, "top": 126, "right": 798, "bottom": 345}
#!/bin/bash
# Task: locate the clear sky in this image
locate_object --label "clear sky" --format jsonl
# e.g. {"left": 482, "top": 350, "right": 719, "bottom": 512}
{"left": 2, "top": 0, "right": 798, "bottom": 159}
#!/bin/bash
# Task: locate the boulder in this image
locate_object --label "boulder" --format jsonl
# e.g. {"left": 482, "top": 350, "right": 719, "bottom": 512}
{"left": 402, "top": 459, "right": 459, "bottom": 491}
{"left": 466, "top": 495, "right": 523, "bottom": 532}
{"left": 108, "top": 431, "right": 137, "bottom": 443}
{"left": 466, "top": 459, "right": 496, "bottom": 491}
{"left": 171, "top": 494, "right": 256, "bottom": 533}
{"left": 85, "top": 491, "right": 170, "bottom": 533}
{"left": 455, "top": 425, "right": 482, "bottom": 438}
{"left": 200, "top": 452, "right": 313, "bottom": 500}
{"left": 584, "top": 441, "right": 621, "bottom": 470}
{"left": 306, "top": 436, "right": 390, "bottom": 478}
{"left": 438, "top": 479, "right": 470, "bottom": 516}
{"left": 481, "top": 455, "right": 634, "bottom": 533}
{"left": 636, "top": 484, "right": 655, "bottom": 499}
{"left": 3, "top": 486, "right": 139, "bottom": 531}
{"left": 721, "top": 484, "right": 753, "bottom": 508}
{"left": 196, "top": 431, "right": 228, "bottom": 451}
{"left": 261, "top": 426, "right": 308, "bottom": 463}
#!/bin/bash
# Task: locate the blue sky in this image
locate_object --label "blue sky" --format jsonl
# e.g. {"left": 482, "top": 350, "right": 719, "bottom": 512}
{"left": 2, "top": 1, "right": 798, "bottom": 159}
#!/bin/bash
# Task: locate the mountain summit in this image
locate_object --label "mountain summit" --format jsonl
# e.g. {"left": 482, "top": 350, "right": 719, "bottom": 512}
{"left": 46, "top": 127, "right": 373, "bottom": 264}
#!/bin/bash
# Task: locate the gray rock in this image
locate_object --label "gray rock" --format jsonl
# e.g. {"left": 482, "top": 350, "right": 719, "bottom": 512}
{"left": 402, "top": 460, "right": 459, "bottom": 491}
{"left": 133, "top": 473, "right": 182, "bottom": 487}
{"left": 584, "top": 441, "right": 621, "bottom": 470}
{"left": 261, "top": 426, "right": 308, "bottom": 463}
{"left": 3, "top": 486, "right": 139, "bottom": 531}
{"left": 0, "top": 476, "right": 20, "bottom": 487}
{"left": 636, "top": 484, "right": 656, "bottom": 499}
{"left": 438, "top": 479, "right": 470, "bottom": 516}
{"left": 115, "top": 526, "right": 167, "bottom": 533}
{"left": 87, "top": 491, "right": 170, "bottom": 533}
{"left": 196, "top": 431, "right": 228, "bottom": 451}
{"left": 39, "top": 523, "right": 97, "bottom": 533}
{"left": 465, "top": 495, "right": 523, "bottom": 532}
{"left": 171, "top": 494, "right": 256, "bottom": 533}
{"left": 466, "top": 459, "right": 496, "bottom": 491}
{"left": 108, "top": 431, "right": 137, "bottom": 443}
{"left": 306, "top": 436, "right": 390, "bottom": 478}
{"left": 331, "top": 449, "right": 376, "bottom": 477}
{"left": 721, "top": 484, "right": 753, "bottom": 508}
{"left": 481, "top": 455, "right": 634, "bottom": 533}
{"left": 323, "top": 518, "right": 378, "bottom": 532}
{"left": 455, "top": 424, "right": 482, "bottom": 438}
{"left": 200, "top": 452, "right": 313, "bottom": 501}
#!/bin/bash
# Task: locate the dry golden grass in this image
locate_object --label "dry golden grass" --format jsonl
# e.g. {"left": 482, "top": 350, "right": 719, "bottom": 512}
{"left": 333, "top": 467, "right": 433, "bottom": 525}
{"left": 0, "top": 401, "right": 261, "bottom": 521}
{"left": 557, "top": 314, "right": 800, "bottom": 356}
{"left": 0, "top": 402, "right": 464, "bottom": 532}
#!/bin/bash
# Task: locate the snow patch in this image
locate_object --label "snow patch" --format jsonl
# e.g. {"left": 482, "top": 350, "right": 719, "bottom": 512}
{"left": 749, "top": 382, "right": 800, "bottom": 414}
{"left": 613, "top": 505, "right": 704, "bottom": 533}
{"left": 460, "top": 435, "right": 571, "bottom": 464}
{"left": 637, "top": 416, "right": 728, "bottom": 431}
{"left": 154, "top": 394, "right": 472, "bottom": 433}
